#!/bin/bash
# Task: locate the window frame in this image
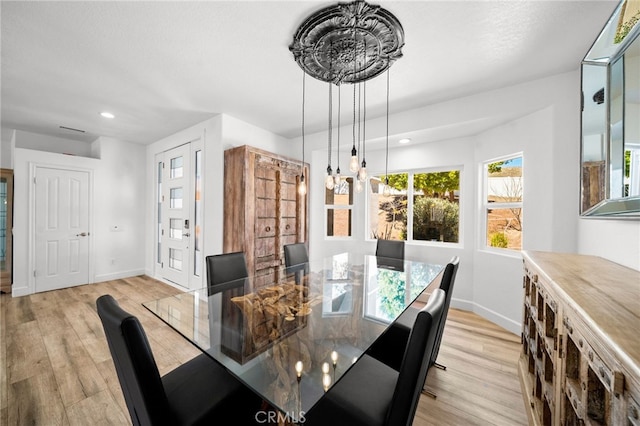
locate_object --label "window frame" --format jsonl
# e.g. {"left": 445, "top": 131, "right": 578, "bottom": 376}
{"left": 366, "top": 166, "right": 463, "bottom": 247}
{"left": 324, "top": 177, "right": 355, "bottom": 240}
{"left": 481, "top": 152, "right": 523, "bottom": 256}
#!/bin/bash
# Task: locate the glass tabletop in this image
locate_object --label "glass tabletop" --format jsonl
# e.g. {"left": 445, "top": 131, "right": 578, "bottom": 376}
{"left": 143, "top": 253, "right": 443, "bottom": 420}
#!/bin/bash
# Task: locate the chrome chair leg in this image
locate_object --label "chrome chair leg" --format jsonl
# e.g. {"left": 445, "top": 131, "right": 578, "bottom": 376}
{"left": 421, "top": 387, "right": 437, "bottom": 399}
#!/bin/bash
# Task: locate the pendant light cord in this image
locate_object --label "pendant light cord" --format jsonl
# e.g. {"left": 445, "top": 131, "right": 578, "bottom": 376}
{"left": 336, "top": 84, "right": 341, "bottom": 173}
{"left": 385, "top": 69, "right": 389, "bottom": 185}
{"left": 327, "top": 76, "right": 333, "bottom": 173}
{"left": 301, "top": 71, "right": 306, "bottom": 178}
{"left": 361, "top": 39, "right": 367, "bottom": 165}
{"left": 351, "top": 26, "right": 357, "bottom": 159}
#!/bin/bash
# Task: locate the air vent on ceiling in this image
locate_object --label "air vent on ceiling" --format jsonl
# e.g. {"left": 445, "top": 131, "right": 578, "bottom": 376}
{"left": 59, "top": 125, "right": 86, "bottom": 133}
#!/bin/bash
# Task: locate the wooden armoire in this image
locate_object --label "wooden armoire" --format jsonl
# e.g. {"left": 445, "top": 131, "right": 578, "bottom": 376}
{"left": 223, "top": 145, "right": 308, "bottom": 288}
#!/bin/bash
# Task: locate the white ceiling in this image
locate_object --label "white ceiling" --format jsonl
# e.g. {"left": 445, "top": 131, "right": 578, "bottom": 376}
{"left": 1, "top": 1, "right": 619, "bottom": 146}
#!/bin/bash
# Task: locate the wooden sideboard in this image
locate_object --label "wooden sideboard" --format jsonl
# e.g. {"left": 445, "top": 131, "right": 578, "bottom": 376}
{"left": 519, "top": 251, "right": 640, "bottom": 425}
{"left": 223, "top": 145, "right": 309, "bottom": 288}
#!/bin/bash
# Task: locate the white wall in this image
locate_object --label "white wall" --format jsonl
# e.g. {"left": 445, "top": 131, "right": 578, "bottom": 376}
{"left": 577, "top": 219, "right": 640, "bottom": 270}
{"left": 14, "top": 129, "right": 95, "bottom": 158}
{"left": 91, "top": 137, "right": 146, "bottom": 282}
{"left": 474, "top": 107, "right": 558, "bottom": 332}
{"left": 12, "top": 133, "right": 146, "bottom": 296}
{"left": 1, "top": 128, "right": 15, "bottom": 169}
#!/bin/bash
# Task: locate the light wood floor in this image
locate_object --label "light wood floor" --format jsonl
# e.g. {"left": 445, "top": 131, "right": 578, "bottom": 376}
{"left": 0, "top": 276, "right": 528, "bottom": 425}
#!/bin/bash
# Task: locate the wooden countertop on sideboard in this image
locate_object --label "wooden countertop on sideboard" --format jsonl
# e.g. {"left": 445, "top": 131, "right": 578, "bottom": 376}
{"left": 522, "top": 250, "right": 640, "bottom": 381}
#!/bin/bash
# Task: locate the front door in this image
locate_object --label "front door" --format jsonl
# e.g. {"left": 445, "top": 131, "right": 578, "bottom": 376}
{"left": 34, "top": 167, "right": 90, "bottom": 292}
{"left": 161, "top": 144, "right": 192, "bottom": 287}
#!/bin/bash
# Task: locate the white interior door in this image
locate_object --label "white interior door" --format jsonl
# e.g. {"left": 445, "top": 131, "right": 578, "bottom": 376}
{"left": 161, "top": 144, "right": 192, "bottom": 287}
{"left": 34, "top": 167, "right": 90, "bottom": 292}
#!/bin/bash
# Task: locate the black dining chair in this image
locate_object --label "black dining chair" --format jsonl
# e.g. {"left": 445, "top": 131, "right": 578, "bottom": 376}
{"left": 205, "top": 252, "right": 249, "bottom": 295}
{"left": 284, "top": 242, "right": 309, "bottom": 279}
{"left": 284, "top": 243, "right": 308, "bottom": 268}
{"left": 375, "top": 239, "right": 405, "bottom": 260}
{"left": 303, "top": 289, "right": 446, "bottom": 426}
{"left": 367, "top": 256, "right": 460, "bottom": 397}
{"left": 96, "top": 294, "right": 262, "bottom": 425}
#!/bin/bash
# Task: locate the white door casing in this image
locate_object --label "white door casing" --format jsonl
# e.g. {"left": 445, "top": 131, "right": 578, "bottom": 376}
{"left": 34, "top": 166, "right": 90, "bottom": 292}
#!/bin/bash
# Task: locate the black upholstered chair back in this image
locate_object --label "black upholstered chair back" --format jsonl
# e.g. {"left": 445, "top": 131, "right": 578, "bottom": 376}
{"left": 375, "top": 239, "right": 405, "bottom": 260}
{"left": 284, "top": 243, "right": 309, "bottom": 276}
{"left": 387, "top": 289, "right": 445, "bottom": 426}
{"left": 96, "top": 295, "right": 174, "bottom": 426}
{"left": 284, "top": 243, "right": 308, "bottom": 267}
{"left": 430, "top": 256, "right": 459, "bottom": 366}
{"left": 205, "top": 252, "right": 249, "bottom": 296}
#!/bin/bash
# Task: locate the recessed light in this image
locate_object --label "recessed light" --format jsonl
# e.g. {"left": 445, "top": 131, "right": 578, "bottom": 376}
{"left": 398, "top": 138, "right": 411, "bottom": 144}
{"left": 100, "top": 112, "right": 115, "bottom": 119}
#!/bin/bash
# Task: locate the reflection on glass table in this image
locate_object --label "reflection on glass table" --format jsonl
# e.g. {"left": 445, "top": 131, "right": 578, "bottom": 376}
{"left": 143, "top": 253, "right": 443, "bottom": 421}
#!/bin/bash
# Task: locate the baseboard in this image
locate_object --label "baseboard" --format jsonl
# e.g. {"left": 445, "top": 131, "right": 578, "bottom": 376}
{"left": 448, "top": 297, "right": 521, "bottom": 335}
{"left": 471, "top": 302, "right": 521, "bottom": 335}
{"left": 94, "top": 269, "right": 146, "bottom": 283}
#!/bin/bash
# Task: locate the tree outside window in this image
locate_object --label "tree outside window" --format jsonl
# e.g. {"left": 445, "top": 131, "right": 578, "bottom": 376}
{"left": 368, "top": 170, "right": 460, "bottom": 243}
{"left": 484, "top": 156, "right": 523, "bottom": 251}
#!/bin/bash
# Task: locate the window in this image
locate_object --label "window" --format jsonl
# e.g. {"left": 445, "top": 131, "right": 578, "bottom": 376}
{"left": 325, "top": 177, "right": 354, "bottom": 238}
{"left": 368, "top": 169, "right": 461, "bottom": 243}
{"left": 483, "top": 155, "right": 523, "bottom": 251}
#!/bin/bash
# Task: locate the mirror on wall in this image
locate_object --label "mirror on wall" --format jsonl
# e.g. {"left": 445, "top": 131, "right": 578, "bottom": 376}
{"left": 581, "top": 0, "right": 640, "bottom": 217}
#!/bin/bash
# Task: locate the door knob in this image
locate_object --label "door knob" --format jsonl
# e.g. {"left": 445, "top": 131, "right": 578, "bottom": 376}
{"left": 76, "top": 232, "right": 89, "bottom": 237}
{"left": 183, "top": 232, "right": 190, "bottom": 237}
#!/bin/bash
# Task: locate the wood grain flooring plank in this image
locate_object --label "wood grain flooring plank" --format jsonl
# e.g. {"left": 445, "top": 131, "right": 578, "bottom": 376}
{"left": 6, "top": 320, "right": 52, "bottom": 384}
{"left": 42, "top": 330, "right": 108, "bottom": 407}
{"left": 8, "top": 371, "right": 68, "bottom": 425}
{"left": 65, "top": 389, "right": 129, "bottom": 426}
{"left": 95, "top": 359, "right": 129, "bottom": 420}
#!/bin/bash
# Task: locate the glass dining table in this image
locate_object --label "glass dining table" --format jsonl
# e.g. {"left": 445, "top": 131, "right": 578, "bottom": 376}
{"left": 143, "top": 253, "right": 443, "bottom": 422}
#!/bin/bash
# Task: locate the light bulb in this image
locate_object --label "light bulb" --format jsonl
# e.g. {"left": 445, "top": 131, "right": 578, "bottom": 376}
{"left": 334, "top": 168, "right": 341, "bottom": 186}
{"left": 325, "top": 174, "right": 335, "bottom": 190}
{"left": 298, "top": 175, "right": 307, "bottom": 195}
{"left": 349, "top": 147, "right": 359, "bottom": 173}
{"left": 359, "top": 167, "right": 367, "bottom": 182}
{"left": 322, "top": 362, "right": 330, "bottom": 374}
{"left": 383, "top": 184, "right": 391, "bottom": 197}
{"left": 322, "top": 373, "right": 332, "bottom": 392}
{"left": 331, "top": 351, "right": 338, "bottom": 365}
{"left": 295, "top": 361, "right": 303, "bottom": 378}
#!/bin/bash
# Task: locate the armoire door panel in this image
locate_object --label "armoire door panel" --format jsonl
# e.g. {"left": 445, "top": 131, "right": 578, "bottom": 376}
{"left": 280, "top": 218, "right": 297, "bottom": 236}
{"left": 256, "top": 218, "right": 277, "bottom": 237}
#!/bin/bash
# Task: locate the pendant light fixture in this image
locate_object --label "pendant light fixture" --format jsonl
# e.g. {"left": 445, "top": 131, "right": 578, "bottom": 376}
{"left": 359, "top": 80, "right": 367, "bottom": 182}
{"left": 350, "top": 79, "right": 359, "bottom": 173}
{"left": 334, "top": 84, "right": 341, "bottom": 186}
{"left": 289, "top": 0, "right": 404, "bottom": 192}
{"left": 359, "top": 40, "right": 368, "bottom": 183}
{"left": 298, "top": 71, "right": 307, "bottom": 196}
{"left": 325, "top": 79, "right": 335, "bottom": 190}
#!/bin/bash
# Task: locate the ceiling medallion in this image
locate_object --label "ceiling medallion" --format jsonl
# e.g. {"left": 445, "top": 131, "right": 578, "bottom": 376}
{"left": 289, "top": 1, "right": 404, "bottom": 84}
